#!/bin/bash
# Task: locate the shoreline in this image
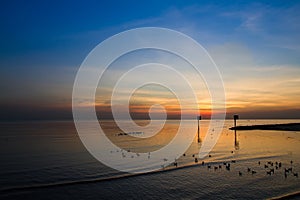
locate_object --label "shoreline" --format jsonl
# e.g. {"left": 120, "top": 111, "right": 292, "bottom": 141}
{"left": 269, "top": 191, "right": 300, "bottom": 200}
{"left": 229, "top": 123, "right": 300, "bottom": 131}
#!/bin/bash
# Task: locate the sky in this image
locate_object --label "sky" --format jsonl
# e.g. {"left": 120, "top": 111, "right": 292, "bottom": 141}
{"left": 0, "top": 0, "right": 300, "bottom": 120}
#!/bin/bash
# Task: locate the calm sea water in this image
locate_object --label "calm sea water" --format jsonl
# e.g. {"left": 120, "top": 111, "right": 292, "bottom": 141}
{"left": 1, "top": 119, "right": 300, "bottom": 199}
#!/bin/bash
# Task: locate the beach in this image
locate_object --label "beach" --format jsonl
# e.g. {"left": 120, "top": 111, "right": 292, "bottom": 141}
{"left": 1, "top": 119, "right": 300, "bottom": 199}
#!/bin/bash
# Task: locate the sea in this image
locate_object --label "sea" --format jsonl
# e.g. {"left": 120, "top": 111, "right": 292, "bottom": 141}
{"left": 1, "top": 119, "right": 300, "bottom": 199}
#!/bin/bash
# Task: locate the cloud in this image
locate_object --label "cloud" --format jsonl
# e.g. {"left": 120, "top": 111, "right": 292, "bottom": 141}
{"left": 207, "top": 41, "right": 300, "bottom": 112}
{"left": 223, "top": 3, "right": 300, "bottom": 52}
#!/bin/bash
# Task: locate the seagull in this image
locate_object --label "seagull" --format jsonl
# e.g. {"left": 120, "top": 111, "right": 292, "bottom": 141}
{"left": 264, "top": 164, "right": 268, "bottom": 169}
{"left": 284, "top": 168, "right": 289, "bottom": 173}
{"left": 226, "top": 164, "right": 231, "bottom": 171}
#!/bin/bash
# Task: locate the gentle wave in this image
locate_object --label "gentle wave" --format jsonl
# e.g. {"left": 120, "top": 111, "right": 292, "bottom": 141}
{"left": 268, "top": 191, "right": 300, "bottom": 200}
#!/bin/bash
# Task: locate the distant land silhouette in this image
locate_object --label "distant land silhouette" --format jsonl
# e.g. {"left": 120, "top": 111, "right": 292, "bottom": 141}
{"left": 230, "top": 123, "right": 300, "bottom": 131}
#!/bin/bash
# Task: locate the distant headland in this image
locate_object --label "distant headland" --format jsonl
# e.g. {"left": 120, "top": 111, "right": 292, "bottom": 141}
{"left": 230, "top": 123, "right": 300, "bottom": 131}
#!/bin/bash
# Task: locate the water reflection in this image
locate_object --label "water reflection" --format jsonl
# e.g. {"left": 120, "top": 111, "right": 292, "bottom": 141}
{"left": 234, "top": 129, "right": 239, "bottom": 150}
{"left": 197, "top": 116, "right": 201, "bottom": 143}
{"left": 233, "top": 114, "right": 240, "bottom": 150}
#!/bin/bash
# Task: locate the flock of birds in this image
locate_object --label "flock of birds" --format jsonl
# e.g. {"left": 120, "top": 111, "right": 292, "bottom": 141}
{"left": 178, "top": 152, "right": 299, "bottom": 179}
{"left": 109, "top": 146, "right": 298, "bottom": 180}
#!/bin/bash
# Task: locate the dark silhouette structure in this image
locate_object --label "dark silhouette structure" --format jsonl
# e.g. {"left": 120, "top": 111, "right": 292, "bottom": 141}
{"left": 233, "top": 114, "right": 239, "bottom": 127}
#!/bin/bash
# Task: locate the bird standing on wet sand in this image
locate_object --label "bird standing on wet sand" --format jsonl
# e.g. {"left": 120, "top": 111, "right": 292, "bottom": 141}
{"left": 174, "top": 162, "right": 178, "bottom": 167}
{"left": 284, "top": 168, "right": 289, "bottom": 173}
{"left": 226, "top": 163, "right": 231, "bottom": 171}
{"left": 264, "top": 164, "right": 268, "bottom": 169}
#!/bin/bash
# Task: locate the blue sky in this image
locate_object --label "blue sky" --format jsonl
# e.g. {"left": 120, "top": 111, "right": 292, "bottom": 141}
{"left": 1, "top": 0, "right": 300, "bottom": 120}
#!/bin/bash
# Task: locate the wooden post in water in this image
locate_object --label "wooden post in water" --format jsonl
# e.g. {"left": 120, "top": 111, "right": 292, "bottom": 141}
{"left": 197, "top": 115, "right": 201, "bottom": 143}
{"left": 233, "top": 114, "right": 239, "bottom": 128}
